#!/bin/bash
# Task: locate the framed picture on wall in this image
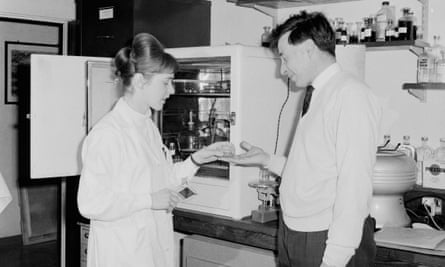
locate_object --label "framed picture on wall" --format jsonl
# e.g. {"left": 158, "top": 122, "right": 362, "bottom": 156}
{"left": 4, "top": 41, "right": 60, "bottom": 104}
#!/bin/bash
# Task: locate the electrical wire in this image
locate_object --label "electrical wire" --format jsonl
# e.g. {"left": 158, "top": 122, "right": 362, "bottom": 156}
{"left": 273, "top": 78, "right": 291, "bottom": 154}
{"left": 423, "top": 203, "right": 444, "bottom": 231}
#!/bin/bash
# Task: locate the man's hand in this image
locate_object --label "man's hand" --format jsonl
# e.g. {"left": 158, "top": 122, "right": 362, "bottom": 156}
{"left": 218, "top": 141, "right": 270, "bottom": 167}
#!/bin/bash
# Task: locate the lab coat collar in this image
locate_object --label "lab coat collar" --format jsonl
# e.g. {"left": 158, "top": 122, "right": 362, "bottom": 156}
{"left": 115, "top": 97, "right": 152, "bottom": 127}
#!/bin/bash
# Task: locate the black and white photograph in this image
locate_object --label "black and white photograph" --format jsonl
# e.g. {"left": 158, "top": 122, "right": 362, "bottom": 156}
{"left": 1, "top": 1, "right": 445, "bottom": 267}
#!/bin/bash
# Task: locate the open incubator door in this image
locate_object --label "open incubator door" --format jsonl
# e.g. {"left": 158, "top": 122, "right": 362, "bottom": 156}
{"left": 30, "top": 55, "right": 115, "bottom": 179}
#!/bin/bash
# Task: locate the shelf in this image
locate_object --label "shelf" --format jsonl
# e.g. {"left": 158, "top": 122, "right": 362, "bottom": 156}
{"left": 365, "top": 40, "right": 429, "bottom": 55}
{"left": 402, "top": 83, "right": 445, "bottom": 102}
{"left": 173, "top": 92, "right": 230, "bottom": 97}
{"left": 227, "top": 0, "right": 361, "bottom": 9}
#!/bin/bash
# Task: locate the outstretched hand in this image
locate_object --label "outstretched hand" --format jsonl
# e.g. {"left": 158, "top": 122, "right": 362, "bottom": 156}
{"left": 218, "top": 141, "right": 270, "bottom": 167}
{"left": 191, "top": 141, "right": 235, "bottom": 165}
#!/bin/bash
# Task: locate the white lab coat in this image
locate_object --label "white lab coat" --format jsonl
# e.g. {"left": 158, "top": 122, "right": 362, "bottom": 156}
{"left": 0, "top": 171, "right": 12, "bottom": 214}
{"left": 78, "top": 98, "right": 198, "bottom": 267}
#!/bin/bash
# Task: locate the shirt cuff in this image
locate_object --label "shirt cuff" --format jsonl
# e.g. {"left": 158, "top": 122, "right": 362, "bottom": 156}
{"left": 264, "top": 155, "right": 286, "bottom": 176}
{"left": 322, "top": 243, "right": 355, "bottom": 267}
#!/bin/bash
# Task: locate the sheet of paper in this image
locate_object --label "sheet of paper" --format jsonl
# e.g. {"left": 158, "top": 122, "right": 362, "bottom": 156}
{"left": 375, "top": 227, "right": 445, "bottom": 251}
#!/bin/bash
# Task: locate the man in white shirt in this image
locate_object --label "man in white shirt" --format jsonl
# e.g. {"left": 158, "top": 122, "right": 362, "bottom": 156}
{"left": 222, "top": 11, "right": 381, "bottom": 267}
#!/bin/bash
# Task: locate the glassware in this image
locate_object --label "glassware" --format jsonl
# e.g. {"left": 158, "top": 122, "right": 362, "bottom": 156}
{"left": 434, "top": 138, "right": 445, "bottom": 163}
{"left": 436, "top": 50, "right": 445, "bottom": 82}
{"left": 385, "top": 19, "right": 396, "bottom": 42}
{"left": 416, "top": 136, "right": 434, "bottom": 185}
{"left": 398, "top": 8, "right": 414, "bottom": 41}
{"left": 375, "top": 1, "right": 394, "bottom": 42}
{"left": 399, "top": 135, "right": 417, "bottom": 160}
{"left": 417, "top": 47, "right": 435, "bottom": 83}
{"left": 261, "top": 26, "right": 271, "bottom": 47}
{"left": 347, "top": 22, "right": 359, "bottom": 44}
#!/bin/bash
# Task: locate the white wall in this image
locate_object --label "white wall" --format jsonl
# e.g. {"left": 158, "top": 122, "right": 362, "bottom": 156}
{"left": 211, "top": 0, "right": 445, "bottom": 148}
{"left": 0, "top": 0, "right": 75, "bottom": 238}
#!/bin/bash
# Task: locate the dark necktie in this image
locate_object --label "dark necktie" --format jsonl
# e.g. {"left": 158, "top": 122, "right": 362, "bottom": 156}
{"left": 301, "top": 85, "right": 314, "bottom": 117}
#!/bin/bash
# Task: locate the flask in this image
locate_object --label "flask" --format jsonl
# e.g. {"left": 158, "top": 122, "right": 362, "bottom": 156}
{"left": 261, "top": 26, "right": 271, "bottom": 47}
{"left": 399, "top": 135, "right": 417, "bottom": 160}
{"left": 375, "top": 1, "right": 394, "bottom": 42}
{"left": 416, "top": 136, "right": 434, "bottom": 185}
{"left": 417, "top": 47, "right": 434, "bottom": 83}
{"left": 434, "top": 138, "right": 445, "bottom": 164}
{"left": 398, "top": 8, "right": 414, "bottom": 41}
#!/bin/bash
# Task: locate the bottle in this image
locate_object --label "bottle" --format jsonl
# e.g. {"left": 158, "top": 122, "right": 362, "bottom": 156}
{"left": 375, "top": 1, "right": 394, "bottom": 42}
{"left": 179, "top": 110, "right": 199, "bottom": 151}
{"left": 416, "top": 136, "right": 434, "bottom": 185}
{"left": 417, "top": 47, "right": 434, "bottom": 83}
{"left": 436, "top": 50, "right": 445, "bottom": 82}
{"left": 347, "top": 22, "right": 359, "bottom": 44}
{"left": 168, "top": 142, "right": 181, "bottom": 163}
{"left": 261, "top": 26, "right": 271, "bottom": 47}
{"left": 398, "top": 8, "right": 414, "bottom": 41}
{"left": 385, "top": 19, "right": 396, "bottom": 42}
{"left": 335, "top": 18, "right": 345, "bottom": 44}
{"left": 430, "top": 36, "right": 445, "bottom": 82}
{"left": 399, "top": 135, "right": 417, "bottom": 160}
{"left": 379, "top": 134, "right": 395, "bottom": 149}
{"left": 363, "top": 16, "right": 376, "bottom": 42}
{"left": 434, "top": 138, "right": 445, "bottom": 163}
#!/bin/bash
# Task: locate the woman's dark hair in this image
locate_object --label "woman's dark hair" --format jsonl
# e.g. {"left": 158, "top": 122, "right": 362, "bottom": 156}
{"left": 113, "top": 33, "right": 178, "bottom": 87}
{"left": 270, "top": 11, "right": 336, "bottom": 57}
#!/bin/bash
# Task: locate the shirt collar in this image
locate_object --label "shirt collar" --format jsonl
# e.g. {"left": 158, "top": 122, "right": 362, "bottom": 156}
{"left": 310, "top": 63, "right": 341, "bottom": 98}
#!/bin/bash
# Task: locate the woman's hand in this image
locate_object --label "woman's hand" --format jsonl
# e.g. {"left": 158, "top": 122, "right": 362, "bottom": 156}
{"left": 151, "top": 188, "right": 182, "bottom": 212}
{"left": 218, "top": 141, "right": 270, "bottom": 167}
{"left": 191, "top": 141, "right": 235, "bottom": 165}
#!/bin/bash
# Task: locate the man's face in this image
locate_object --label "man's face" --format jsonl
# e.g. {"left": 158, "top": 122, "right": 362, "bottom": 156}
{"left": 277, "top": 32, "right": 311, "bottom": 88}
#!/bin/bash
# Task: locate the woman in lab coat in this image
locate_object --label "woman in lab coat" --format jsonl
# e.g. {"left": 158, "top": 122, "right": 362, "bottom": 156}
{"left": 77, "top": 33, "right": 234, "bottom": 267}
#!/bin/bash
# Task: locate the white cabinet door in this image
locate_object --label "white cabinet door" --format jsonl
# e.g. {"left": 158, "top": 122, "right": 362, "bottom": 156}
{"left": 30, "top": 55, "right": 111, "bottom": 178}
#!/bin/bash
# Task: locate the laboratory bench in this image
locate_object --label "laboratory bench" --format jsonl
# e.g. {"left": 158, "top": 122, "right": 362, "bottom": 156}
{"left": 173, "top": 207, "right": 445, "bottom": 267}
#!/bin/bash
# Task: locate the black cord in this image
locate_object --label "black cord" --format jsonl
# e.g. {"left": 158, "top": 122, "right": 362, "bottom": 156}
{"left": 274, "top": 78, "right": 291, "bottom": 154}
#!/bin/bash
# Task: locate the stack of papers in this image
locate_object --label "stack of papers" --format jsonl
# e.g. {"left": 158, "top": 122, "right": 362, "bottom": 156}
{"left": 375, "top": 227, "right": 445, "bottom": 256}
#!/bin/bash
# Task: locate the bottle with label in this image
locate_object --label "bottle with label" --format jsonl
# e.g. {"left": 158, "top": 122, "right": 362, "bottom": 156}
{"left": 261, "top": 26, "right": 271, "bottom": 47}
{"left": 375, "top": 1, "right": 394, "bottom": 42}
{"left": 416, "top": 136, "right": 434, "bottom": 185}
{"left": 399, "top": 135, "right": 417, "bottom": 160}
{"left": 398, "top": 8, "right": 414, "bottom": 41}
{"left": 385, "top": 19, "right": 396, "bottom": 42}
{"left": 417, "top": 47, "right": 434, "bottom": 83}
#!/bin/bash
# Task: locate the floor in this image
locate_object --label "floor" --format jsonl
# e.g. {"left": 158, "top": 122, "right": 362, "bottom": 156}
{"left": 0, "top": 238, "right": 58, "bottom": 267}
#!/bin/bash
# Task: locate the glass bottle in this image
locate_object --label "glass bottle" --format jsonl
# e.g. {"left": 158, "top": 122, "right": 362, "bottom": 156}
{"left": 380, "top": 134, "right": 395, "bottom": 149}
{"left": 261, "top": 26, "right": 271, "bottom": 47}
{"left": 417, "top": 47, "right": 434, "bottom": 83}
{"left": 385, "top": 19, "right": 396, "bottom": 42}
{"left": 347, "top": 22, "right": 359, "bottom": 44}
{"left": 335, "top": 18, "right": 345, "bottom": 44}
{"left": 436, "top": 50, "right": 445, "bottom": 82}
{"left": 375, "top": 1, "right": 394, "bottom": 42}
{"left": 398, "top": 8, "right": 413, "bottom": 41}
{"left": 399, "top": 135, "right": 417, "bottom": 160}
{"left": 434, "top": 138, "right": 445, "bottom": 163}
{"left": 416, "top": 136, "right": 434, "bottom": 185}
{"left": 168, "top": 142, "right": 181, "bottom": 163}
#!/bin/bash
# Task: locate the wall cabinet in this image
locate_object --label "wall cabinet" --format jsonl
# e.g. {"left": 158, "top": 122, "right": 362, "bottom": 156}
{"left": 74, "top": 0, "right": 211, "bottom": 57}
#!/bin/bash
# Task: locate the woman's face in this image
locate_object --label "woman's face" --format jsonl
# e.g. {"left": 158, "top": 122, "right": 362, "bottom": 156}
{"left": 142, "top": 72, "right": 175, "bottom": 111}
